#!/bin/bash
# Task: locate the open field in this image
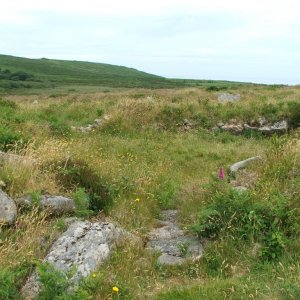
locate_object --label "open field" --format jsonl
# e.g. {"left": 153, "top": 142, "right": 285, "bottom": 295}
{"left": 0, "top": 85, "right": 300, "bottom": 299}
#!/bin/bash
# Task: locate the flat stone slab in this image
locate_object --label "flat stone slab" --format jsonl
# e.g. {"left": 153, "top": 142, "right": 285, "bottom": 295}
{"left": 230, "top": 156, "right": 261, "bottom": 174}
{"left": 17, "top": 195, "right": 75, "bottom": 214}
{"left": 22, "top": 221, "right": 122, "bottom": 299}
{"left": 147, "top": 210, "right": 203, "bottom": 266}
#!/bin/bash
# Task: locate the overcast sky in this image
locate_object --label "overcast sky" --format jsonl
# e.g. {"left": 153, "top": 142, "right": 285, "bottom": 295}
{"left": 1, "top": 0, "right": 299, "bottom": 84}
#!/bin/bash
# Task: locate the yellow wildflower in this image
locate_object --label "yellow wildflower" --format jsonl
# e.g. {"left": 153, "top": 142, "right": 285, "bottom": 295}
{"left": 112, "top": 286, "right": 119, "bottom": 293}
{"left": 135, "top": 198, "right": 140, "bottom": 202}
{"left": 92, "top": 273, "right": 96, "bottom": 278}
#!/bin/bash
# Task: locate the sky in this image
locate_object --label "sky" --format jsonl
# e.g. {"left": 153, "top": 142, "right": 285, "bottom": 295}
{"left": 1, "top": 0, "right": 300, "bottom": 84}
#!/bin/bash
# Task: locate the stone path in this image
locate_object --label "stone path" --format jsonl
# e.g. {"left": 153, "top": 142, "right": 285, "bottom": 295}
{"left": 147, "top": 210, "right": 203, "bottom": 266}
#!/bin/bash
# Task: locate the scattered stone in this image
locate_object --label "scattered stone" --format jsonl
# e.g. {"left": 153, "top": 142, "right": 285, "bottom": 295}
{"left": 32, "top": 100, "right": 39, "bottom": 104}
{"left": 258, "top": 120, "right": 288, "bottom": 135}
{"left": 251, "top": 243, "right": 262, "bottom": 257}
{"left": 220, "top": 124, "right": 244, "bottom": 134}
{"left": 214, "top": 118, "right": 288, "bottom": 136}
{"left": 147, "top": 210, "right": 203, "bottom": 266}
{"left": 22, "top": 221, "right": 123, "bottom": 298}
{"left": 229, "top": 156, "right": 261, "bottom": 175}
{"left": 71, "top": 115, "right": 110, "bottom": 134}
{"left": 158, "top": 253, "right": 185, "bottom": 265}
{"left": 16, "top": 195, "right": 75, "bottom": 214}
{"left": 0, "top": 189, "right": 17, "bottom": 225}
{"left": 218, "top": 93, "right": 240, "bottom": 103}
{"left": 40, "top": 195, "right": 75, "bottom": 213}
{"left": 258, "top": 116, "right": 267, "bottom": 127}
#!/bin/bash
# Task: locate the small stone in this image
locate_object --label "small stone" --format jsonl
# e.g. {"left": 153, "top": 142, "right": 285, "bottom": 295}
{"left": 0, "top": 189, "right": 17, "bottom": 225}
{"left": 158, "top": 254, "right": 185, "bottom": 266}
{"left": 221, "top": 124, "right": 244, "bottom": 134}
{"left": 94, "top": 119, "right": 102, "bottom": 125}
{"left": 41, "top": 195, "right": 75, "bottom": 213}
{"left": 258, "top": 116, "right": 267, "bottom": 126}
{"left": 218, "top": 93, "right": 240, "bottom": 103}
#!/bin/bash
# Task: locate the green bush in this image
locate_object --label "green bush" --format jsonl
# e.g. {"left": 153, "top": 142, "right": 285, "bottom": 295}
{"left": 0, "top": 269, "right": 21, "bottom": 299}
{"left": 193, "top": 188, "right": 296, "bottom": 261}
{"left": 154, "top": 180, "right": 178, "bottom": 209}
{"left": 287, "top": 101, "right": 300, "bottom": 128}
{"left": 0, "top": 125, "right": 23, "bottom": 151}
{"left": 50, "top": 117, "right": 71, "bottom": 137}
{"left": 73, "top": 188, "right": 93, "bottom": 217}
{"left": 48, "top": 158, "right": 112, "bottom": 213}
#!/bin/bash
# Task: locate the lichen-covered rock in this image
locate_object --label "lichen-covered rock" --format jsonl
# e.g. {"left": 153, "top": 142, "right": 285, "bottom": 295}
{"left": 259, "top": 120, "right": 288, "bottom": 135}
{"left": 0, "top": 189, "right": 17, "bottom": 225}
{"left": 22, "top": 221, "right": 122, "bottom": 299}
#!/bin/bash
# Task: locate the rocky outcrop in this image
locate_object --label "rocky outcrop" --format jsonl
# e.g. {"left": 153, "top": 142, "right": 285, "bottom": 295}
{"left": 17, "top": 195, "right": 75, "bottom": 214}
{"left": 147, "top": 210, "right": 203, "bottom": 266}
{"left": 0, "top": 189, "right": 17, "bottom": 225}
{"left": 22, "top": 221, "right": 123, "bottom": 299}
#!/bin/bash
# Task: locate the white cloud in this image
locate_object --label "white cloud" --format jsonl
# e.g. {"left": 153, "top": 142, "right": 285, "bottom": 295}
{"left": 0, "top": 0, "right": 299, "bottom": 84}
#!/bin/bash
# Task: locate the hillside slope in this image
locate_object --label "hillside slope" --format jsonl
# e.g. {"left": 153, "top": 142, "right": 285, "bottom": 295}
{"left": 0, "top": 54, "right": 172, "bottom": 89}
{"left": 0, "top": 54, "right": 250, "bottom": 92}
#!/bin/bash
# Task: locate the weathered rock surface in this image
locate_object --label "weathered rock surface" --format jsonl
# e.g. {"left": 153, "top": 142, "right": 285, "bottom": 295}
{"left": 0, "top": 189, "right": 17, "bottom": 225}
{"left": 22, "top": 221, "right": 122, "bottom": 299}
{"left": 258, "top": 120, "right": 288, "bottom": 135}
{"left": 17, "top": 195, "right": 75, "bottom": 213}
{"left": 41, "top": 195, "right": 75, "bottom": 213}
{"left": 147, "top": 210, "right": 203, "bottom": 266}
{"left": 230, "top": 156, "right": 261, "bottom": 175}
{"left": 214, "top": 118, "right": 288, "bottom": 136}
{"left": 218, "top": 93, "right": 241, "bottom": 103}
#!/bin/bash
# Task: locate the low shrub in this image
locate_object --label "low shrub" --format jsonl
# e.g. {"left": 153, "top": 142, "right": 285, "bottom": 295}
{"left": 0, "top": 125, "right": 23, "bottom": 151}
{"left": 0, "top": 269, "right": 21, "bottom": 299}
{"left": 73, "top": 188, "right": 93, "bottom": 217}
{"left": 48, "top": 158, "right": 112, "bottom": 213}
{"left": 193, "top": 188, "right": 296, "bottom": 261}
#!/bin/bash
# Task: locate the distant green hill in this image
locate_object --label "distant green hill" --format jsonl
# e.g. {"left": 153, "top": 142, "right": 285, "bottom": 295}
{"left": 0, "top": 54, "right": 252, "bottom": 92}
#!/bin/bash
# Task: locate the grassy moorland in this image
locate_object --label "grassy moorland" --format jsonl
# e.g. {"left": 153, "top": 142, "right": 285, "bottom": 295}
{"left": 0, "top": 84, "right": 299, "bottom": 299}
{"left": 0, "top": 54, "right": 253, "bottom": 93}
